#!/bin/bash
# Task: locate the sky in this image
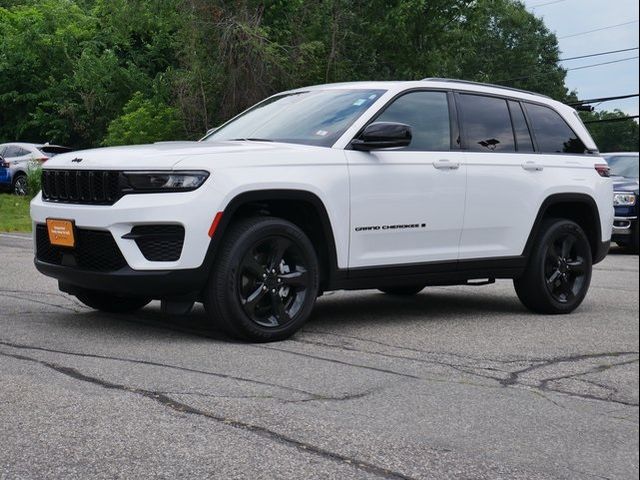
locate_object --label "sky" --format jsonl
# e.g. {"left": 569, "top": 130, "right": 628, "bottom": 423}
{"left": 522, "top": 0, "right": 639, "bottom": 117}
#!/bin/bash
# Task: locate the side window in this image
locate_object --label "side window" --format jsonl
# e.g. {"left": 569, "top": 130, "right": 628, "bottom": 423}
{"left": 524, "top": 103, "right": 587, "bottom": 154}
{"left": 374, "top": 91, "right": 451, "bottom": 151}
{"left": 3, "top": 146, "right": 19, "bottom": 158}
{"left": 458, "top": 94, "right": 515, "bottom": 152}
{"left": 508, "top": 101, "right": 534, "bottom": 152}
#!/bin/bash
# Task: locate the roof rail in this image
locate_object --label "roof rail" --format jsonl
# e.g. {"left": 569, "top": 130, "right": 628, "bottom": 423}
{"left": 421, "top": 78, "right": 551, "bottom": 99}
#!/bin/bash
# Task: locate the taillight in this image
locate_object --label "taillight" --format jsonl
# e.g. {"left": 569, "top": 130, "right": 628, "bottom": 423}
{"left": 0, "top": 162, "right": 9, "bottom": 168}
{"left": 595, "top": 164, "right": 610, "bottom": 177}
{"left": 34, "top": 157, "right": 48, "bottom": 163}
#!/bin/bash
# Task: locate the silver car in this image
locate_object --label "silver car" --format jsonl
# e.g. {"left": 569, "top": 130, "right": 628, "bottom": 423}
{"left": 0, "top": 143, "right": 71, "bottom": 195}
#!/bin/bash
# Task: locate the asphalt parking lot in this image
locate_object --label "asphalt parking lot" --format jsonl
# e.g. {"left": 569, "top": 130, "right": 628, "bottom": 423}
{"left": 0, "top": 232, "right": 638, "bottom": 480}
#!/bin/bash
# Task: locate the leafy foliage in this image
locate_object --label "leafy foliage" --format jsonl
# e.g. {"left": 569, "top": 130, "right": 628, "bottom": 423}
{"left": 26, "top": 162, "right": 41, "bottom": 198}
{"left": 1, "top": 0, "right": 634, "bottom": 150}
{"left": 580, "top": 109, "right": 640, "bottom": 153}
{"left": 102, "top": 92, "right": 182, "bottom": 146}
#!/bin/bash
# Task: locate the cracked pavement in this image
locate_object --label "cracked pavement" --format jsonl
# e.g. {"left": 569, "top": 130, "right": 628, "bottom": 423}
{"left": 0, "top": 233, "right": 638, "bottom": 479}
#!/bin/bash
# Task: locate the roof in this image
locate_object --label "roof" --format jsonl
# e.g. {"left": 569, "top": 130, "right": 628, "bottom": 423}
{"left": 287, "top": 78, "right": 562, "bottom": 107}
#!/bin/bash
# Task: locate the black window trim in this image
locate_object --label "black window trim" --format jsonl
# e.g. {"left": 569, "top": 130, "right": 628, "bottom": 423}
{"left": 507, "top": 99, "right": 535, "bottom": 153}
{"left": 347, "top": 87, "right": 458, "bottom": 152}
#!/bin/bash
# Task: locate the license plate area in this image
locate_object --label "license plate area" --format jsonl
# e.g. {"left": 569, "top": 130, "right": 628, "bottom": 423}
{"left": 46, "top": 219, "right": 76, "bottom": 248}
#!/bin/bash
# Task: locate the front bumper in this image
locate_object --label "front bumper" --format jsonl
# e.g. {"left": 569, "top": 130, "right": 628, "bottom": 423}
{"left": 35, "top": 259, "right": 208, "bottom": 299}
{"left": 612, "top": 216, "right": 637, "bottom": 238}
{"left": 30, "top": 188, "right": 221, "bottom": 271}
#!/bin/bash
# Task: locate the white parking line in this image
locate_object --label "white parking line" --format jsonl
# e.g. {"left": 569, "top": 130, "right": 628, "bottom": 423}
{"left": 0, "top": 233, "right": 31, "bottom": 240}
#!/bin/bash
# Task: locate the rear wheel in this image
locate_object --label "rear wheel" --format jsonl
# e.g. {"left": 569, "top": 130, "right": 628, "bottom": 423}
{"left": 514, "top": 219, "right": 592, "bottom": 314}
{"left": 74, "top": 289, "right": 151, "bottom": 313}
{"left": 204, "top": 217, "right": 319, "bottom": 342}
{"left": 378, "top": 285, "right": 425, "bottom": 295}
{"left": 12, "top": 173, "right": 27, "bottom": 196}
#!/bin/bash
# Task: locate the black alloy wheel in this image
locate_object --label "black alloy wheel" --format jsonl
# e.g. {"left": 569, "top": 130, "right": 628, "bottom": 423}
{"left": 238, "top": 236, "right": 311, "bottom": 328}
{"left": 543, "top": 232, "right": 589, "bottom": 304}
{"left": 514, "top": 218, "right": 592, "bottom": 314}
{"left": 204, "top": 217, "right": 319, "bottom": 342}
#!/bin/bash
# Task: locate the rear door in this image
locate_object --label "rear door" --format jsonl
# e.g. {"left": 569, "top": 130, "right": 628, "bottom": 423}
{"left": 457, "top": 93, "right": 543, "bottom": 259}
{"left": 346, "top": 90, "right": 467, "bottom": 268}
{"left": 457, "top": 94, "right": 590, "bottom": 260}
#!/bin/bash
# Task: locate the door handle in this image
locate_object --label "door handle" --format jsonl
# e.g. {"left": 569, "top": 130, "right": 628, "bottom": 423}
{"left": 522, "top": 160, "right": 543, "bottom": 171}
{"left": 433, "top": 159, "right": 460, "bottom": 170}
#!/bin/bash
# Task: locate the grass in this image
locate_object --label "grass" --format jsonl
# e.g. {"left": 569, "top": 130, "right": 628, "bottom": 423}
{"left": 0, "top": 194, "right": 32, "bottom": 232}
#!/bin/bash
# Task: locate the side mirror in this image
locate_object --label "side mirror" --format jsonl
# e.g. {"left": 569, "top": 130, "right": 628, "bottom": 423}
{"left": 351, "top": 122, "right": 412, "bottom": 151}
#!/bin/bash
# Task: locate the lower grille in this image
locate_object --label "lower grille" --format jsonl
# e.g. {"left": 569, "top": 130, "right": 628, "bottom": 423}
{"left": 36, "top": 225, "right": 127, "bottom": 271}
{"left": 126, "top": 225, "right": 185, "bottom": 262}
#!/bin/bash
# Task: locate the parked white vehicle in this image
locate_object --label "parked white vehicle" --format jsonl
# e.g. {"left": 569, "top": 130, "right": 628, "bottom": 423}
{"left": 31, "top": 79, "right": 613, "bottom": 341}
{"left": 0, "top": 142, "right": 71, "bottom": 195}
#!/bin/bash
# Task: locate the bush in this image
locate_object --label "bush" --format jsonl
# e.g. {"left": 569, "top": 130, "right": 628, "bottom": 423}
{"left": 102, "top": 92, "right": 182, "bottom": 146}
{"left": 26, "top": 163, "right": 42, "bottom": 198}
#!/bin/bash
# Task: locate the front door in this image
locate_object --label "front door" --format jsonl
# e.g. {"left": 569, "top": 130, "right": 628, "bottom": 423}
{"left": 346, "top": 90, "right": 467, "bottom": 268}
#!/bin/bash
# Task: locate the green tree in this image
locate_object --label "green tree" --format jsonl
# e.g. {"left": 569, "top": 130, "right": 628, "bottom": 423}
{"left": 580, "top": 110, "right": 640, "bottom": 152}
{"left": 102, "top": 91, "right": 181, "bottom": 146}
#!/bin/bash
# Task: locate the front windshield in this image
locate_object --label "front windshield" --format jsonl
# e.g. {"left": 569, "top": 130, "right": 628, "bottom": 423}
{"left": 204, "top": 89, "right": 385, "bottom": 147}
{"left": 606, "top": 155, "right": 639, "bottom": 178}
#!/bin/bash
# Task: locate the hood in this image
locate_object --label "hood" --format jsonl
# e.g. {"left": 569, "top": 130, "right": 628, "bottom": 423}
{"left": 612, "top": 176, "right": 640, "bottom": 193}
{"left": 42, "top": 140, "right": 321, "bottom": 170}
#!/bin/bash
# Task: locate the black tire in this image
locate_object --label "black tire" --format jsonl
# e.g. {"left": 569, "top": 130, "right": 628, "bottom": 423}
{"left": 630, "top": 224, "right": 639, "bottom": 254}
{"left": 204, "top": 217, "right": 319, "bottom": 342}
{"left": 12, "top": 173, "right": 27, "bottom": 196}
{"left": 74, "top": 289, "right": 151, "bottom": 313}
{"left": 514, "top": 218, "right": 592, "bottom": 314}
{"left": 378, "top": 285, "right": 425, "bottom": 295}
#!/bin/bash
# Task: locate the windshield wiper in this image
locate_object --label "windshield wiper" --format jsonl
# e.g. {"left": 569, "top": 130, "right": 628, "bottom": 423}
{"left": 228, "top": 138, "right": 274, "bottom": 142}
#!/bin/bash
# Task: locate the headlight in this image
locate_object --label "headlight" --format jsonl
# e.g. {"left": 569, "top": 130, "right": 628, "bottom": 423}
{"left": 613, "top": 192, "right": 637, "bottom": 206}
{"left": 123, "top": 171, "right": 209, "bottom": 193}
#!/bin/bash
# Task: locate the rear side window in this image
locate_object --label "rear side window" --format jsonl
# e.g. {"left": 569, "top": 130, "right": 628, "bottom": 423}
{"left": 508, "top": 101, "right": 534, "bottom": 152}
{"left": 458, "top": 94, "right": 515, "bottom": 152}
{"left": 524, "top": 103, "right": 587, "bottom": 154}
{"left": 374, "top": 91, "right": 451, "bottom": 151}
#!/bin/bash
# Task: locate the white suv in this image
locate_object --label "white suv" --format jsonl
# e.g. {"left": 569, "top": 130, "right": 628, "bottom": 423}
{"left": 31, "top": 79, "right": 613, "bottom": 342}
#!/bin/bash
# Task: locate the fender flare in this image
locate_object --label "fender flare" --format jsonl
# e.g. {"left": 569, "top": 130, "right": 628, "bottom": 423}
{"left": 522, "top": 193, "right": 606, "bottom": 262}
{"left": 201, "top": 189, "right": 341, "bottom": 285}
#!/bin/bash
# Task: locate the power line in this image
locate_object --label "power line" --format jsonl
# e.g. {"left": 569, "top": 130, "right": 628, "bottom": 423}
{"left": 568, "top": 93, "right": 639, "bottom": 106}
{"left": 568, "top": 55, "right": 639, "bottom": 72}
{"left": 583, "top": 115, "right": 639, "bottom": 124}
{"left": 496, "top": 56, "right": 639, "bottom": 84}
{"left": 559, "top": 47, "right": 639, "bottom": 61}
{"left": 559, "top": 20, "right": 639, "bottom": 39}
{"left": 530, "top": 0, "right": 568, "bottom": 7}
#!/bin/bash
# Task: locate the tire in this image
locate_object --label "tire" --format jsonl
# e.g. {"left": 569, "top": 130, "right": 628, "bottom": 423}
{"left": 74, "top": 289, "right": 151, "bottom": 313}
{"left": 204, "top": 217, "right": 319, "bottom": 342}
{"left": 378, "top": 285, "right": 425, "bottom": 295}
{"left": 514, "top": 218, "right": 592, "bottom": 314}
{"left": 12, "top": 173, "right": 27, "bottom": 196}
{"left": 630, "top": 223, "right": 639, "bottom": 255}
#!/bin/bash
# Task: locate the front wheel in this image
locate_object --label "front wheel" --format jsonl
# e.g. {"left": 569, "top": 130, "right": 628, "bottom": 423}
{"left": 12, "top": 173, "right": 27, "bottom": 196}
{"left": 514, "top": 219, "right": 592, "bottom": 314}
{"left": 74, "top": 289, "right": 151, "bottom": 313}
{"left": 204, "top": 217, "right": 319, "bottom": 342}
